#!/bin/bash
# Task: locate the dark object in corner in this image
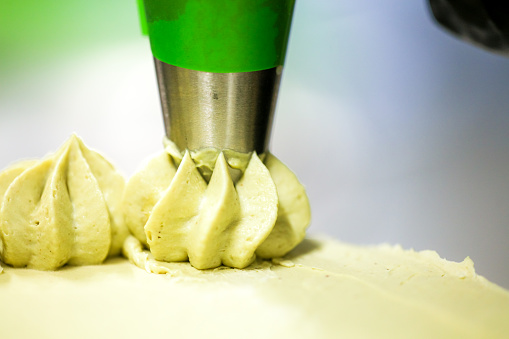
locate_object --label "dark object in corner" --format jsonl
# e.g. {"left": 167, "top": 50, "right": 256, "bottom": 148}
{"left": 428, "top": 0, "right": 509, "bottom": 55}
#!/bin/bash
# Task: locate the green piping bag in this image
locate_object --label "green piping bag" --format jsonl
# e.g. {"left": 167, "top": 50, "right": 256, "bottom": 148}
{"left": 138, "top": 0, "right": 295, "bottom": 73}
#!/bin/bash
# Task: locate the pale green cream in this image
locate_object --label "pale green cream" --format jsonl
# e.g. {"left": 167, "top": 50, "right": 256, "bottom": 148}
{"left": 122, "top": 145, "right": 311, "bottom": 270}
{"left": 1, "top": 236, "right": 508, "bottom": 338}
{"left": 0, "top": 135, "right": 127, "bottom": 270}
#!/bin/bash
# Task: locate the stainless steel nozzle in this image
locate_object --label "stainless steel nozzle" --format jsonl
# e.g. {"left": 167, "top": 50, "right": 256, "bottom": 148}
{"left": 154, "top": 58, "right": 282, "bottom": 155}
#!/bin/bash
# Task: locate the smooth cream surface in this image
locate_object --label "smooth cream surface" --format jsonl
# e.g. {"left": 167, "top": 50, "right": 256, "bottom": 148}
{"left": 0, "top": 135, "right": 127, "bottom": 270}
{"left": 1, "top": 236, "right": 508, "bottom": 339}
{"left": 122, "top": 145, "right": 311, "bottom": 269}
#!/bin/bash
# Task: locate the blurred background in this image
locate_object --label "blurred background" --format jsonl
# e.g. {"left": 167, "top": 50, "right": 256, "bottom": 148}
{"left": 1, "top": 1, "right": 508, "bottom": 288}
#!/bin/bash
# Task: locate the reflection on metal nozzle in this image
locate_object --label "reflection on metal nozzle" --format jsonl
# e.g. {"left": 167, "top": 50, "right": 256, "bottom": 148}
{"left": 154, "top": 59, "right": 282, "bottom": 155}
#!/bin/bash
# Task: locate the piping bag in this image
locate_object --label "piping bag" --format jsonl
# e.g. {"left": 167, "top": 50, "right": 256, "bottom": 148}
{"left": 138, "top": 0, "right": 295, "bottom": 165}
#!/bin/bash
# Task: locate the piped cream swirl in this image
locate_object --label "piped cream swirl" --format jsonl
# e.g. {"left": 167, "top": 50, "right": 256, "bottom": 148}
{"left": 122, "top": 145, "right": 311, "bottom": 270}
{"left": 0, "top": 135, "right": 127, "bottom": 270}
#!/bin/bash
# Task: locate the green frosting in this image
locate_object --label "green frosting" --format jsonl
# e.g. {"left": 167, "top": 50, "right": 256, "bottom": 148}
{"left": 122, "top": 144, "right": 311, "bottom": 270}
{"left": 0, "top": 135, "right": 127, "bottom": 270}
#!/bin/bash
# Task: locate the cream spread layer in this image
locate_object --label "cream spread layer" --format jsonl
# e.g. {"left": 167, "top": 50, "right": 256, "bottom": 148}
{"left": 0, "top": 135, "right": 127, "bottom": 270}
{"left": 1, "top": 236, "right": 508, "bottom": 339}
{"left": 122, "top": 143, "right": 311, "bottom": 270}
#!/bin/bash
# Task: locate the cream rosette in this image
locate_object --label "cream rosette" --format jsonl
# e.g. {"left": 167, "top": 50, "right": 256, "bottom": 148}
{"left": 0, "top": 135, "right": 127, "bottom": 270}
{"left": 122, "top": 143, "right": 311, "bottom": 270}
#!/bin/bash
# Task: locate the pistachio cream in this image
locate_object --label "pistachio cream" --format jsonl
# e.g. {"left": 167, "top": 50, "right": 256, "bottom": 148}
{"left": 122, "top": 142, "right": 311, "bottom": 270}
{"left": 1, "top": 236, "right": 508, "bottom": 339}
{"left": 0, "top": 137, "right": 507, "bottom": 338}
{"left": 0, "top": 135, "right": 127, "bottom": 270}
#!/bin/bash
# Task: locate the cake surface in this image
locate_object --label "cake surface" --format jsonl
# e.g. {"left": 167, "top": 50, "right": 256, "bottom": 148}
{"left": 1, "top": 236, "right": 508, "bottom": 339}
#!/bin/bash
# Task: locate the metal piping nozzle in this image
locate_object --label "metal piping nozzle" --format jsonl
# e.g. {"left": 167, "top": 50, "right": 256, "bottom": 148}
{"left": 155, "top": 59, "right": 282, "bottom": 155}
